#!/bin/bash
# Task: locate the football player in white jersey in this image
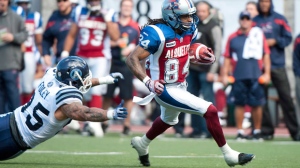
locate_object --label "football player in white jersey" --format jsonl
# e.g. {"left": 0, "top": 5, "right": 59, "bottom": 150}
{"left": 126, "top": 0, "right": 255, "bottom": 167}
{"left": 0, "top": 56, "right": 127, "bottom": 161}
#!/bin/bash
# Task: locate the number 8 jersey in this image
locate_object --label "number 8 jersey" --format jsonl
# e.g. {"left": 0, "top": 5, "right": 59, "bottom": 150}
{"left": 74, "top": 8, "right": 116, "bottom": 58}
{"left": 140, "top": 23, "right": 198, "bottom": 83}
{"left": 14, "top": 68, "right": 83, "bottom": 148}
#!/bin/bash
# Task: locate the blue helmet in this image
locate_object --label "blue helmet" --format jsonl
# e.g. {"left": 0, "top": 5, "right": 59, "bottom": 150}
{"left": 161, "top": 0, "right": 198, "bottom": 31}
{"left": 55, "top": 56, "right": 92, "bottom": 93}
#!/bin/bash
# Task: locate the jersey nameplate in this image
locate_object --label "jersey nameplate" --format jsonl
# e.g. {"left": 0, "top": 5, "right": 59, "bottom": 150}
{"left": 37, "top": 82, "right": 50, "bottom": 99}
{"left": 165, "top": 44, "right": 190, "bottom": 59}
{"left": 78, "top": 19, "right": 107, "bottom": 30}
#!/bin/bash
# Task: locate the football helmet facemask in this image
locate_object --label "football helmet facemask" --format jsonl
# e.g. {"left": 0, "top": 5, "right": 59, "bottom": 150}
{"left": 55, "top": 56, "right": 92, "bottom": 93}
{"left": 161, "top": 0, "right": 199, "bottom": 31}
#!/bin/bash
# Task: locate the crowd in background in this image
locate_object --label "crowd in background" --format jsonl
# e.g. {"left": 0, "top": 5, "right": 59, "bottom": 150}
{"left": 0, "top": 0, "right": 299, "bottom": 141}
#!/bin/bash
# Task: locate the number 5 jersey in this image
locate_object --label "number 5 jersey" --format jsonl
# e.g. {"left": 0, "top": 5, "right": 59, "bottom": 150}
{"left": 14, "top": 68, "right": 83, "bottom": 148}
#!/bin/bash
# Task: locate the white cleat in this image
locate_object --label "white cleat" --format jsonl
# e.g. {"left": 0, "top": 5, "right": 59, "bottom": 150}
{"left": 131, "top": 136, "right": 150, "bottom": 167}
{"left": 224, "top": 150, "right": 255, "bottom": 167}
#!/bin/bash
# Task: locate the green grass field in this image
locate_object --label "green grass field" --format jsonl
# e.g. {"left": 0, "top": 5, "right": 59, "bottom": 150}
{"left": 1, "top": 133, "right": 300, "bottom": 168}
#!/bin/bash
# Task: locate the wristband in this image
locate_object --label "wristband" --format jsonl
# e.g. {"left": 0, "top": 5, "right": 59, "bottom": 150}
{"left": 107, "top": 109, "right": 114, "bottom": 120}
{"left": 142, "top": 76, "right": 151, "bottom": 84}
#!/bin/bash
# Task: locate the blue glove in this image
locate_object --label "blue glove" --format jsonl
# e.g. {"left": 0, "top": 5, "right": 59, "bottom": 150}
{"left": 107, "top": 100, "right": 128, "bottom": 120}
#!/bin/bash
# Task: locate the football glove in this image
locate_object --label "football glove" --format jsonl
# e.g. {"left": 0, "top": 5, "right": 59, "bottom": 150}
{"left": 98, "top": 72, "right": 124, "bottom": 85}
{"left": 145, "top": 79, "right": 166, "bottom": 95}
{"left": 107, "top": 100, "right": 128, "bottom": 120}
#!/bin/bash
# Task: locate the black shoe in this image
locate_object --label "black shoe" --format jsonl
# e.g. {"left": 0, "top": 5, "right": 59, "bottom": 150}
{"left": 235, "top": 133, "right": 247, "bottom": 141}
{"left": 122, "top": 126, "right": 131, "bottom": 136}
{"left": 101, "top": 123, "right": 109, "bottom": 134}
{"left": 139, "top": 154, "right": 150, "bottom": 167}
{"left": 238, "top": 153, "right": 255, "bottom": 166}
{"left": 252, "top": 133, "right": 264, "bottom": 141}
{"left": 262, "top": 134, "right": 274, "bottom": 140}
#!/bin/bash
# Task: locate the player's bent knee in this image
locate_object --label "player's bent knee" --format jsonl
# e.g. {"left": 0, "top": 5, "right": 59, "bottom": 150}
{"left": 203, "top": 104, "right": 218, "bottom": 119}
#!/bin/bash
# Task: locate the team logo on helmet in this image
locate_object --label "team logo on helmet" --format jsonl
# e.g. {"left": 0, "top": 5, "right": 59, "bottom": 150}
{"left": 47, "top": 82, "right": 53, "bottom": 87}
{"left": 70, "top": 69, "right": 82, "bottom": 80}
{"left": 165, "top": 0, "right": 180, "bottom": 10}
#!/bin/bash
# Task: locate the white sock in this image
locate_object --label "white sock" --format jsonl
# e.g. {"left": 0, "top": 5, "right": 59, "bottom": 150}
{"left": 220, "top": 143, "right": 232, "bottom": 155}
{"left": 141, "top": 135, "right": 151, "bottom": 146}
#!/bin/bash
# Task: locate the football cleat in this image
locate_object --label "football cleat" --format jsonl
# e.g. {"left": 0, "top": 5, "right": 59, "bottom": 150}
{"left": 131, "top": 137, "right": 150, "bottom": 166}
{"left": 225, "top": 152, "right": 255, "bottom": 167}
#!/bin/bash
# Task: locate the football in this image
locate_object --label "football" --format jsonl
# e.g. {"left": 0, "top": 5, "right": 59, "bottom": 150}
{"left": 188, "top": 43, "right": 216, "bottom": 65}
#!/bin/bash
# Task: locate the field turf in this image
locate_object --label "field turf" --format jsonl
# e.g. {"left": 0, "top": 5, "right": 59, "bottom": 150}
{"left": 1, "top": 133, "right": 299, "bottom": 168}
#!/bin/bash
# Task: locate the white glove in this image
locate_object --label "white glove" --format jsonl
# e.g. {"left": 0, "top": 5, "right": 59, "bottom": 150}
{"left": 102, "top": 8, "right": 115, "bottom": 22}
{"left": 143, "top": 76, "right": 165, "bottom": 95}
{"left": 98, "top": 72, "right": 124, "bottom": 85}
{"left": 107, "top": 100, "right": 128, "bottom": 120}
{"left": 61, "top": 50, "right": 69, "bottom": 59}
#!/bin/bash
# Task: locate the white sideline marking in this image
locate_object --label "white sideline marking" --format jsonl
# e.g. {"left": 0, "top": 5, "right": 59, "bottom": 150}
{"left": 153, "top": 155, "right": 223, "bottom": 158}
{"left": 26, "top": 151, "right": 124, "bottom": 155}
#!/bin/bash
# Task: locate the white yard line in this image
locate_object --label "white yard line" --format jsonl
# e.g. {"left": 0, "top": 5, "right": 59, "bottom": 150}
{"left": 26, "top": 151, "right": 124, "bottom": 155}
{"left": 153, "top": 155, "right": 223, "bottom": 158}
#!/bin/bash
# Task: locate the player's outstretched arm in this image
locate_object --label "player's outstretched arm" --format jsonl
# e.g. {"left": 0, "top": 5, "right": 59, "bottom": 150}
{"left": 56, "top": 101, "right": 127, "bottom": 122}
{"left": 91, "top": 73, "right": 124, "bottom": 86}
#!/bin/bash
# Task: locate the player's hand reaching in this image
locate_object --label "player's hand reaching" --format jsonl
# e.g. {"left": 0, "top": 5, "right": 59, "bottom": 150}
{"left": 98, "top": 72, "right": 124, "bottom": 85}
{"left": 145, "top": 79, "right": 166, "bottom": 95}
{"left": 107, "top": 100, "right": 128, "bottom": 120}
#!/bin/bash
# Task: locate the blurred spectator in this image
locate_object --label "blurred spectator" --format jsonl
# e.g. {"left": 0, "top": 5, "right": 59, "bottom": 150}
{"left": 293, "top": 34, "right": 300, "bottom": 136}
{"left": 223, "top": 11, "right": 270, "bottom": 141}
{"left": 42, "top": 0, "right": 80, "bottom": 67}
{"left": 253, "top": 0, "right": 300, "bottom": 141}
{"left": 246, "top": 1, "right": 258, "bottom": 18}
{"left": 63, "top": 0, "right": 119, "bottom": 137}
{"left": 15, "top": 0, "right": 43, "bottom": 105}
{"left": 102, "top": 0, "right": 139, "bottom": 135}
{"left": 0, "top": 0, "right": 27, "bottom": 113}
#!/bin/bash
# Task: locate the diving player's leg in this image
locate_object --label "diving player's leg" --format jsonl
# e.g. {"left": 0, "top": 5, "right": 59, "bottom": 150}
{"left": 0, "top": 113, "right": 25, "bottom": 161}
{"left": 131, "top": 106, "right": 179, "bottom": 166}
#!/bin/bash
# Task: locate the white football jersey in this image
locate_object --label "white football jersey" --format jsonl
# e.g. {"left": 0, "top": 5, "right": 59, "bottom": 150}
{"left": 14, "top": 68, "right": 83, "bottom": 148}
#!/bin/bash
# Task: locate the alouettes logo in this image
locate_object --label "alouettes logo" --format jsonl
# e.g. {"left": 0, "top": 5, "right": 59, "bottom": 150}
{"left": 165, "top": 0, "right": 180, "bottom": 10}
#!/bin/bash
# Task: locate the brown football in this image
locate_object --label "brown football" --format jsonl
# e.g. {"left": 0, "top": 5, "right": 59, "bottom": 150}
{"left": 188, "top": 43, "right": 216, "bottom": 65}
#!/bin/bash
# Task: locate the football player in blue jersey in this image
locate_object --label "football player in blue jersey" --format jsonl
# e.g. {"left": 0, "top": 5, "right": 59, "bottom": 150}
{"left": 0, "top": 56, "right": 127, "bottom": 161}
{"left": 126, "top": 0, "right": 255, "bottom": 167}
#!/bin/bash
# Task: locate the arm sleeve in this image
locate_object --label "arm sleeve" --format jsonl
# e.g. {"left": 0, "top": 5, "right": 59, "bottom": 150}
{"left": 274, "top": 17, "right": 292, "bottom": 49}
{"left": 12, "top": 15, "right": 28, "bottom": 45}
{"left": 42, "top": 16, "right": 55, "bottom": 56}
{"left": 293, "top": 37, "right": 300, "bottom": 75}
{"left": 209, "top": 26, "right": 222, "bottom": 74}
{"left": 55, "top": 87, "right": 83, "bottom": 108}
{"left": 138, "top": 26, "right": 161, "bottom": 54}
